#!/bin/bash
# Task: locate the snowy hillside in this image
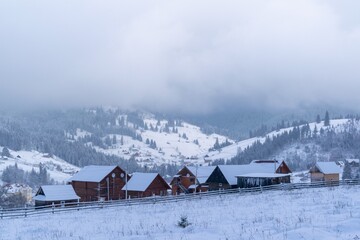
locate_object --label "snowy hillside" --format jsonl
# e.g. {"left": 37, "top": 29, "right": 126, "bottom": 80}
{"left": 1, "top": 186, "right": 359, "bottom": 239}
{"left": 68, "top": 116, "right": 354, "bottom": 167}
{"left": 73, "top": 115, "right": 233, "bottom": 167}
{"left": 205, "top": 119, "right": 351, "bottom": 162}
{"left": 0, "top": 148, "right": 79, "bottom": 183}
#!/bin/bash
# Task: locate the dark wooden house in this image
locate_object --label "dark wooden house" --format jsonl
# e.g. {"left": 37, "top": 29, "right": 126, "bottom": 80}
{"left": 236, "top": 173, "right": 291, "bottom": 188}
{"left": 121, "top": 172, "right": 170, "bottom": 198}
{"left": 68, "top": 165, "right": 129, "bottom": 201}
{"left": 33, "top": 185, "right": 80, "bottom": 207}
{"left": 206, "top": 160, "right": 292, "bottom": 190}
{"left": 170, "top": 166, "right": 215, "bottom": 195}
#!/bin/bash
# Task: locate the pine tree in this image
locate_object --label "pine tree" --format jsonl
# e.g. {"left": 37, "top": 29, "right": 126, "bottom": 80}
{"left": 213, "top": 138, "right": 220, "bottom": 150}
{"left": 313, "top": 125, "right": 318, "bottom": 138}
{"left": 342, "top": 161, "right": 352, "bottom": 180}
{"left": 316, "top": 114, "right": 321, "bottom": 124}
{"left": 182, "top": 133, "right": 188, "bottom": 140}
{"left": 1, "top": 147, "right": 10, "bottom": 157}
{"left": 324, "top": 111, "right": 330, "bottom": 126}
{"left": 104, "top": 136, "right": 112, "bottom": 147}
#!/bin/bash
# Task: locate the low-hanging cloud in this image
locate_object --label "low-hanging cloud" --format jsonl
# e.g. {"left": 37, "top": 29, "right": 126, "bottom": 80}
{"left": 1, "top": 0, "right": 360, "bottom": 113}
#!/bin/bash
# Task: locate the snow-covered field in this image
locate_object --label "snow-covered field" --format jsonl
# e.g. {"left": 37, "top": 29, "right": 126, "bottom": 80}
{"left": 1, "top": 186, "right": 359, "bottom": 240}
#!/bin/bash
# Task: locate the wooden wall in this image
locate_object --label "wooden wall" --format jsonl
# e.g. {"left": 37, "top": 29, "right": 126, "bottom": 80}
{"left": 71, "top": 166, "right": 128, "bottom": 202}
{"left": 206, "top": 167, "right": 232, "bottom": 191}
{"left": 126, "top": 174, "right": 170, "bottom": 198}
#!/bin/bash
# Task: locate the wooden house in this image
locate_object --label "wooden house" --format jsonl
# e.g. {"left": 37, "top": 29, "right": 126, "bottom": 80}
{"left": 33, "top": 185, "right": 80, "bottom": 207}
{"left": 121, "top": 172, "right": 170, "bottom": 198}
{"left": 206, "top": 160, "right": 292, "bottom": 190}
{"left": 68, "top": 165, "right": 129, "bottom": 201}
{"left": 309, "top": 162, "right": 341, "bottom": 182}
{"left": 170, "top": 166, "right": 215, "bottom": 195}
{"left": 236, "top": 173, "right": 291, "bottom": 188}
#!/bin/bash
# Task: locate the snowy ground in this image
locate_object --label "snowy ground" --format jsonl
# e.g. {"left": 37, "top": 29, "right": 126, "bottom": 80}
{"left": 1, "top": 186, "right": 359, "bottom": 240}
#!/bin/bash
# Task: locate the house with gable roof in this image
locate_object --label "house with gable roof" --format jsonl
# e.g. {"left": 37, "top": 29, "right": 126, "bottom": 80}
{"left": 68, "top": 165, "right": 129, "bottom": 201}
{"left": 121, "top": 172, "right": 170, "bottom": 198}
{"left": 206, "top": 160, "right": 292, "bottom": 190}
{"left": 170, "top": 165, "right": 216, "bottom": 195}
{"left": 33, "top": 185, "right": 80, "bottom": 207}
{"left": 309, "top": 162, "right": 341, "bottom": 182}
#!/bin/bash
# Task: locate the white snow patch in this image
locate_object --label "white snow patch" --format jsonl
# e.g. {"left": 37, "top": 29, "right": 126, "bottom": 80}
{"left": 1, "top": 186, "right": 359, "bottom": 239}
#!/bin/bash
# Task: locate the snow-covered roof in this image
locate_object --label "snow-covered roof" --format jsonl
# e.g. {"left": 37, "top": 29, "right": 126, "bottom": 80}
{"left": 315, "top": 162, "right": 342, "bottom": 174}
{"left": 236, "top": 173, "right": 291, "bottom": 178}
{"left": 186, "top": 166, "right": 216, "bottom": 184}
{"left": 69, "top": 165, "right": 118, "bottom": 182}
{"left": 217, "top": 165, "right": 250, "bottom": 185}
{"left": 345, "top": 159, "right": 359, "bottom": 164}
{"left": 33, "top": 185, "right": 80, "bottom": 202}
{"left": 122, "top": 172, "right": 168, "bottom": 192}
{"left": 218, "top": 161, "right": 285, "bottom": 185}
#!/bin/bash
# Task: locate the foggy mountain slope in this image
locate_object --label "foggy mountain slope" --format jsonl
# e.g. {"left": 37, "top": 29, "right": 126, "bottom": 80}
{"left": 0, "top": 109, "right": 234, "bottom": 170}
{"left": 207, "top": 118, "right": 350, "bottom": 162}
{"left": 69, "top": 112, "right": 234, "bottom": 167}
{"left": 0, "top": 148, "right": 79, "bottom": 184}
{"left": 0, "top": 108, "right": 359, "bottom": 175}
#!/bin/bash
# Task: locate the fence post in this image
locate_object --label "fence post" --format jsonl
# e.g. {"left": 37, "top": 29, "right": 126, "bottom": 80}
{"left": 52, "top": 202, "right": 55, "bottom": 214}
{"left": 1, "top": 207, "right": 3, "bottom": 219}
{"left": 24, "top": 205, "right": 27, "bottom": 218}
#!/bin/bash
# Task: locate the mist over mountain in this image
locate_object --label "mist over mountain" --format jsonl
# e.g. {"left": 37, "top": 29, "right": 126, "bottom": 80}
{"left": 1, "top": 0, "right": 360, "bottom": 114}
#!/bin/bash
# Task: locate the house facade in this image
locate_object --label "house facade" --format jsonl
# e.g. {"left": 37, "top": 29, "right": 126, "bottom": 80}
{"left": 309, "top": 162, "right": 341, "bottom": 182}
{"left": 33, "top": 185, "right": 80, "bottom": 207}
{"left": 170, "top": 166, "right": 215, "bottom": 195}
{"left": 69, "top": 165, "right": 129, "bottom": 201}
{"left": 206, "top": 160, "right": 292, "bottom": 190}
{"left": 236, "top": 173, "right": 291, "bottom": 188}
{"left": 122, "top": 172, "right": 170, "bottom": 198}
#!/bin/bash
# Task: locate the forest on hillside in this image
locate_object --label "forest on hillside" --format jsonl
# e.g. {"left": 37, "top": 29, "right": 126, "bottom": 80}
{"left": 1, "top": 109, "right": 360, "bottom": 177}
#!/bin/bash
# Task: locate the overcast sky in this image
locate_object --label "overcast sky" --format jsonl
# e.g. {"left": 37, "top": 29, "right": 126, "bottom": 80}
{"left": 1, "top": 0, "right": 360, "bottom": 113}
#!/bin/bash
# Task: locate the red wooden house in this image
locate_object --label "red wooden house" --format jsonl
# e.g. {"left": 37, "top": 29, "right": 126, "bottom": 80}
{"left": 121, "top": 172, "right": 170, "bottom": 198}
{"left": 170, "top": 166, "right": 216, "bottom": 195}
{"left": 68, "top": 165, "right": 129, "bottom": 201}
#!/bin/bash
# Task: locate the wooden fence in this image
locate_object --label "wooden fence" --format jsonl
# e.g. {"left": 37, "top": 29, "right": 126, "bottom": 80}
{"left": 1, "top": 179, "right": 359, "bottom": 219}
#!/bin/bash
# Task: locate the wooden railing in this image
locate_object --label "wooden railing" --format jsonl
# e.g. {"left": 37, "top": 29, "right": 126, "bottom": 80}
{"left": 0, "top": 179, "right": 359, "bottom": 219}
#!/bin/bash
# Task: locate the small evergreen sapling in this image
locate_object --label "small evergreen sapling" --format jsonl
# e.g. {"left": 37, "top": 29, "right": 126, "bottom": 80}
{"left": 178, "top": 215, "right": 191, "bottom": 228}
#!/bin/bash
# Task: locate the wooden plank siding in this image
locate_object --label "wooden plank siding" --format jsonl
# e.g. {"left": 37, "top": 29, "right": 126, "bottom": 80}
{"left": 206, "top": 167, "right": 232, "bottom": 191}
{"left": 126, "top": 174, "right": 170, "bottom": 199}
{"left": 71, "top": 166, "right": 128, "bottom": 201}
{"left": 170, "top": 168, "right": 196, "bottom": 195}
{"left": 310, "top": 168, "right": 339, "bottom": 183}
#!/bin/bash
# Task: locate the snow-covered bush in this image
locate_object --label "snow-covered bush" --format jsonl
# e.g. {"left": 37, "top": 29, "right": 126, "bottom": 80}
{"left": 177, "top": 215, "right": 191, "bottom": 228}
